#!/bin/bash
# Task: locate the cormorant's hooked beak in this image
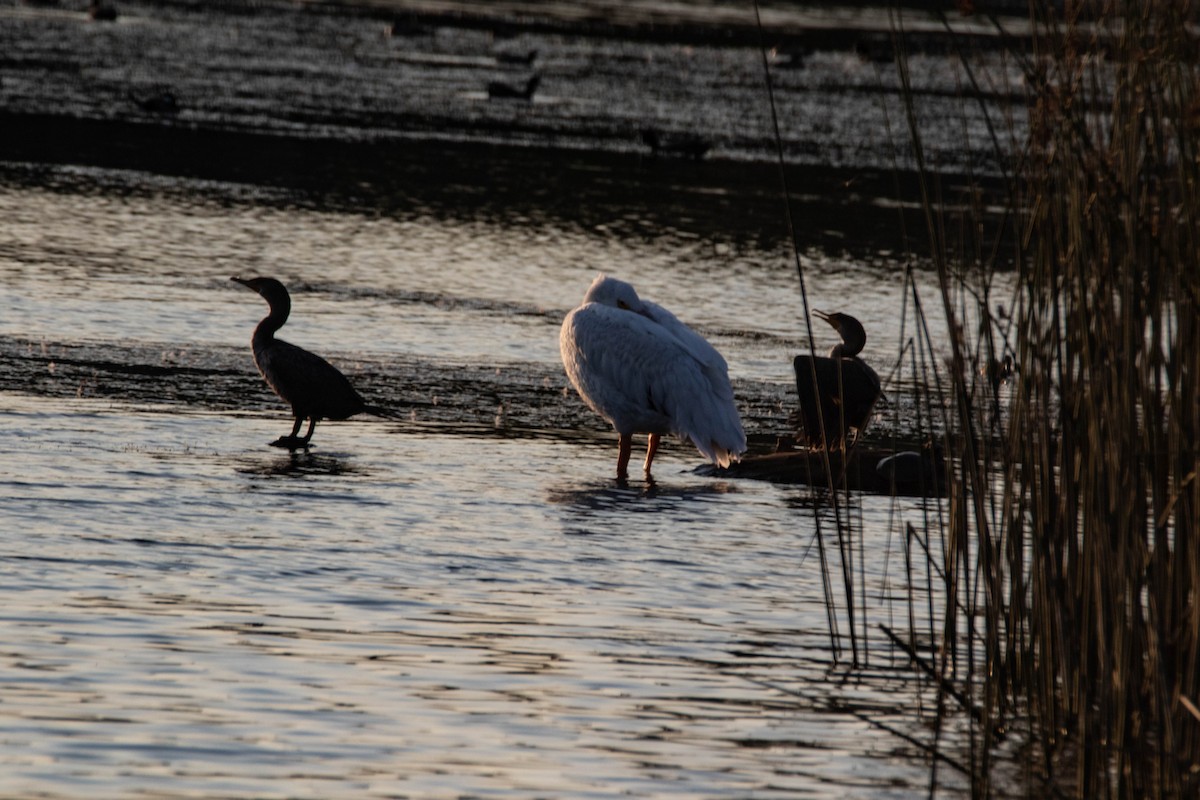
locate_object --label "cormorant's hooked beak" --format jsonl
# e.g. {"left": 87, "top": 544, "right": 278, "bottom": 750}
{"left": 230, "top": 276, "right": 250, "bottom": 288}
{"left": 813, "top": 309, "right": 837, "bottom": 330}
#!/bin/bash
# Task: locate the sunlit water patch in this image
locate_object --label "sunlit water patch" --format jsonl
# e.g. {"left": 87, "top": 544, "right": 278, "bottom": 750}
{"left": 0, "top": 175, "right": 1008, "bottom": 391}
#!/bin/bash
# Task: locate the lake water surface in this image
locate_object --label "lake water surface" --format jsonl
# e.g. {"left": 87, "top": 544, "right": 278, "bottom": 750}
{"left": 0, "top": 0, "right": 1023, "bottom": 795}
{"left": 0, "top": 164, "right": 972, "bottom": 799}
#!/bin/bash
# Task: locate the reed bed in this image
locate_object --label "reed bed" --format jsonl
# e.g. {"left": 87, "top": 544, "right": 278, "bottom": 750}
{"left": 867, "top": 1, "right": 1200, "bottom": 796}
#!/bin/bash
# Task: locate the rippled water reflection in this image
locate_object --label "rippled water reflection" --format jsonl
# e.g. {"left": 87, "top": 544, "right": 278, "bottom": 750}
{"left": 1, "top": 393, "right": 952, "bottom": 798}
{"left": 0, "top": 173, "right": 990, "bottom": 384}
{"left": 0, "top": 92, "right": 991, "bottom": 797}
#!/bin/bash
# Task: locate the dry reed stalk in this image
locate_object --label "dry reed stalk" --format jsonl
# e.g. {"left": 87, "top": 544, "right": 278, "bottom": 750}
{"left": 887, "top": 0, "right": 1199, "bottom": 796}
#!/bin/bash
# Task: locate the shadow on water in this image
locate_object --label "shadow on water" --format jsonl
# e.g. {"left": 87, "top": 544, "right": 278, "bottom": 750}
{"left": 546, "top": 476, "right": 739, "bottom": 514}
{"left": 234, "top": 449, "right": 364, "bottom": 479}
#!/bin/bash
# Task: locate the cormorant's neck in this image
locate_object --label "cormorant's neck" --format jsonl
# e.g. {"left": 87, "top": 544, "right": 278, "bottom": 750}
{"left": 830, "top": 338, "right": 864, "bottom": 359}
{"left": 253, "top": 297, "right": 290, "bottom": 342}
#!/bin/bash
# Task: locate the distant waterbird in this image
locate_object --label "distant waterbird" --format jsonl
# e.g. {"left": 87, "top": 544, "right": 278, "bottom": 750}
{"left": 384, "top": 13, "right": 430, "bottom": 37}
{"left": 793, "top": 310, "right": 881, "bottom": 448}
{"left": 129, "top": 89, "right": 179, "bottom": 114}
{"left": 231, "top": 276, "right": 396, "bottom": 449}
{"left": 639, "top": 128, "right": 711, "bottom": 161}
{"left": 494, "top": 48, "right": 538, "bottom": 66}
{"left": 770, "top": 45, "right": 812, "bottom": 70}
{"left": 560, "top": 274, "right": 746, "bottom": 481}
{"left": 87, "top": 0, "right": 117, "bottom": 21}
{"left": 486, "top": 73, "right": 540, "bottom": 100}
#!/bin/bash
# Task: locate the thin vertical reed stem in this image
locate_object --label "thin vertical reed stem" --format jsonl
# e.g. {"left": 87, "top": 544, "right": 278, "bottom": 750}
{"left": 887, "top": 0, "right": 1198, "bottom": 795}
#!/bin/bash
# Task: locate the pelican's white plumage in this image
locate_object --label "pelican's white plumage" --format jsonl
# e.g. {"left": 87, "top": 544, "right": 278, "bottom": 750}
{"left": 560, "top": 274, "right": 746, "bottom": 479}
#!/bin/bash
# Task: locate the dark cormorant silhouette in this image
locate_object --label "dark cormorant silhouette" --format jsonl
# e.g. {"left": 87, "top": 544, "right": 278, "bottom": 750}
{"left": 494, "top": 48, "right": 538, "bottom": 66}
{"left": 486, "top": 73, "right": 540, "bottom": 100}
{"left": 384, "top": 13, "right": 430, "bottom": 37}
{"left": 130, "top": 89, "right": 179, "bottom": 114}
{"left": 639, "top": 129, "right": 711, "bottom": 161}
{"left": 231, "top": 276, "right": 391, "bottom": 450}
{"left": 793, "top": 310, "right": 881, "bottom": 448}
{"left": 88, "top": 0, "right": 117, "bottom": 21}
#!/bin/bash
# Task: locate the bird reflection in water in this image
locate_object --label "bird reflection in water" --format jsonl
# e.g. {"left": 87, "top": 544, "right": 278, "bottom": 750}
{"left": 236, "top": 449, "right": 359, "bottom": 478}
{"left": 546, "top": 478, "right": 739, "bottom": 512}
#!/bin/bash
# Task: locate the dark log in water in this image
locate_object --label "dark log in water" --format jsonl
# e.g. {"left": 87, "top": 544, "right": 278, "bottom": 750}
{"left": 696, "top": 443, "right": 946, "bottom": 497}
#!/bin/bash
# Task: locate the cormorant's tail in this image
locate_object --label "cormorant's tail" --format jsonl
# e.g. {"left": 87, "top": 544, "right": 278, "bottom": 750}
{"left": 364, "top": 404, "right": 407, "bottom": 420}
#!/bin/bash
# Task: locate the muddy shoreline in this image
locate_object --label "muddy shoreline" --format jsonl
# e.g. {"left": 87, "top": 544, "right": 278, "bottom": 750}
{"left": 0, "top": 332, "right": 798, "bottom": 452}
{"left": 0, "top": 0, "right": 1023, "bottom": 267}
{"left": 0, "top": 111, "right": 975, "bottom": 259}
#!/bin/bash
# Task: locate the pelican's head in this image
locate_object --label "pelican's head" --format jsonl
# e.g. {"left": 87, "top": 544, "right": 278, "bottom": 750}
{"left": 582, "top": 274, "right": 647, "bottom": 315}
{"left": 231, "top": 276, "right": 292, "bottom": 317}
{"left": 814, "top": 309, "right": 867, "bottom": 358}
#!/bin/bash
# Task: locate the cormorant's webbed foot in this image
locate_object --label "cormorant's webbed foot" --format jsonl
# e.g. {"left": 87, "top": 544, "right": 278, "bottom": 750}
{"left": 270, "top": 435, "right": 313, "bottom": 450}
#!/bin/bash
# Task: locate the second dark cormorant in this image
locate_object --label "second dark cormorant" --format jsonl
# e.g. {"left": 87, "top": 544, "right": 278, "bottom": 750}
{"left": 793, "top": 310, "right": 881, "bottom": 448}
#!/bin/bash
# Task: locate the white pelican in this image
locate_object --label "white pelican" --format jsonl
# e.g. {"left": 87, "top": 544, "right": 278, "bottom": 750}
{"left": 793, "top": 310, "right": 881, "bottom": 448}
{"left": 560, "top": 274, "right": 746, "bottom": 480}
{"left": 232, "top": 276, "right": 391, "bottom": 449}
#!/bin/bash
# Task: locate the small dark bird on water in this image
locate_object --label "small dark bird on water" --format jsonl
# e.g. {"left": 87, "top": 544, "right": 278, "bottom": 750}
{"left": 130, "top": 89, "right": 179, "bottom": 114}
{"left": 639, "top": 128, "right": 711, "bottom": 161}
{"left": 486, "top": 73, "right": 540, "bottom": 100}
{"left": 494, "top": 48, "right": 538, "bottom": 66}
{"left": 384, "top": 13, "right": 430, "bottom": 37}
{"left": 88, "top": 0, "right": 117, "bottom": 21}
{"left": 793, "top": 310, "right": 881, "bottom": 448}
{"left": 231, "top": 276, "right": 394, "bottom": 450}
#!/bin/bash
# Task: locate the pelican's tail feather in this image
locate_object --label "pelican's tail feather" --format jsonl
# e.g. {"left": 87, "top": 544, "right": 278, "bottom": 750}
{"left": 676, "top": 383, "right": 746, "bottom": 468}
{"left": 707, "top": 442, "right": 741, "bottom": 469}
{"left": 681, "top": 417, "right": 744, "bottom": 465}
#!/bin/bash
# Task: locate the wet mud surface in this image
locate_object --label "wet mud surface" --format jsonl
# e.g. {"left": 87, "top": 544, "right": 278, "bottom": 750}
{"left": 0, "top": 332, "right": 797, "bottom": 454}
{"left": 0, "top": 0, "right": 1022, "bottom": 249}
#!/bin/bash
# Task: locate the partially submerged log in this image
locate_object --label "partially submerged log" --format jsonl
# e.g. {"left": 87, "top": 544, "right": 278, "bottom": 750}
{"left": 696, "top": 442, "right": 945, "bottom": 497}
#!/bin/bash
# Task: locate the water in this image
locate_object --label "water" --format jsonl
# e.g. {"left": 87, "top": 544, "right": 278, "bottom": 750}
{"left": 0, "top": 165, "right": 970, "bottom": 799}
{"left": 0, "top": 392, "right": 951, "bottom": 798}
{"left": 0, "top": 0, "right": 1018, "bottom": 795}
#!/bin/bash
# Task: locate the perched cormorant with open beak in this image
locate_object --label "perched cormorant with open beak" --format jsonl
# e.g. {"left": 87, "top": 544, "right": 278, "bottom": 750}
{"left": 793, "top": 310, "right": 881, "bottom": 448}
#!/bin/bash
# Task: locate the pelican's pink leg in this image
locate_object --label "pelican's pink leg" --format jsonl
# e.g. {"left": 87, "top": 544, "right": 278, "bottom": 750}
{"left": 617, "top": 433, "right": 633, "bottom": 481}
{"left": 644, "top": 433, "right": 660, "bottom": 475}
